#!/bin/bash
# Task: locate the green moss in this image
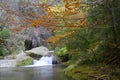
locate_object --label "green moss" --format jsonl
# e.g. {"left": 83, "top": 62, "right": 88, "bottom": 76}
{"left": 0, "top": 56, "right": 4, "bottom": 59}
{"left": 65, "top": 65, "right": 94, "bottom": 80}
{"left": 11, "top": 49, "right": 18, "bottom": 55}
{"left": 65, "top": 64, "right": 120, "bottom": 80}
{"left": 16, "top": 57, "right": 33, "bottom": 66}
{"left": 0, "top": 29, "right": 10, "bottom": 38}
{"left": 26, "top": 52, "right": 42, "bottom": 60}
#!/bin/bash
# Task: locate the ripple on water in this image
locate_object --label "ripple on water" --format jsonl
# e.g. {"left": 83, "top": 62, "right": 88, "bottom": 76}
{"left": 0, "top": 65, "right": 68, "bottom": 80}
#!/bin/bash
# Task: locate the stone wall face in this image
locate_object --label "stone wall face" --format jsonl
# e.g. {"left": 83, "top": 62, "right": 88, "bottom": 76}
{"left": 0, "top": 60, "right": 16, "bottom": 67}
{"left": 0, "top": 0, "right": 39, "bottom": 9}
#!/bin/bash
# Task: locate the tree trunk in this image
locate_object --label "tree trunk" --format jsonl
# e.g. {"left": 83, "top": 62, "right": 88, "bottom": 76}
{"left": 109, "top": 1, "right": 118, "bottom": 44}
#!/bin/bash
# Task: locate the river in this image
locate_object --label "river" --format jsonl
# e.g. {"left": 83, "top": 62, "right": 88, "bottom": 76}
{"left": 0, "top": 65, "right": 68, "bottom": 80}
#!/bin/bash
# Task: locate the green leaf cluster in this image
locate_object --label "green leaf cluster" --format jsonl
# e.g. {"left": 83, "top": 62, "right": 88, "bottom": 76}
{"left": 55, "top": 46, "right": 68, "bottom": 56}
{"left": 0, "top": 29, "right": 10, "bottom": 39}
{"left": 0, "top": 28, "right": 10, "bottom": 56}
{"left": 16, "top": 57, "right": 33, "bottom": 66}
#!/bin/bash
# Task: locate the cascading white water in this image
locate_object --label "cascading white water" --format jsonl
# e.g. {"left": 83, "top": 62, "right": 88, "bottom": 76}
{"left": 25, "top": 50, "right": 54, "bottom": 67}
{"left": 26, "top": 56, "right": 53, "bottom": 67}
{"left": 33, "top": 56, "right": 53, "bottom": 66}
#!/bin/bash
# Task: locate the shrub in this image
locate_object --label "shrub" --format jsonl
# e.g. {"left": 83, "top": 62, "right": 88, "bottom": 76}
{"left": 55, "top": 46, "right": 70, "bottom": 62}
{"left": 0, "top": 29, "right": 10, "bottom": 56}
{"left": 16, "top": 57, "right": 33, "bottom": 66}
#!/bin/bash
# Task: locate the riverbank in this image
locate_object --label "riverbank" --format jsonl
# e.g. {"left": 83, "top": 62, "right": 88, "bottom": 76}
{"left": 65, "top": 63, "right": 120, "bottom": 80}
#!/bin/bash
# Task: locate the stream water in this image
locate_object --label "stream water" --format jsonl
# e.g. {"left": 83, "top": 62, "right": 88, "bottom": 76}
{"left": 0, "top": 65, "right": 68, "bottom": 80}
{"left": 0, "top": 55, "right": 68, "bottom": 80}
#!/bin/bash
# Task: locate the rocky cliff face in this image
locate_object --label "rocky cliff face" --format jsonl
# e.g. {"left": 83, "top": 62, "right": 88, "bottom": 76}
{"left": 0, "top": 0, "right": 52, "bottom": 53}
{"left": 0, "top": 0, "right": 40, "bottom": 13}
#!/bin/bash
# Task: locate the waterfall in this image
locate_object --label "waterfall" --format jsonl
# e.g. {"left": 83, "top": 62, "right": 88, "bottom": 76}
{"left": 25, "top": 50, "right": 55, "bottom": 67}
{"left": 26, "top": 55, "right": 53, "bottom": 67}
{"left": 33, "top": 56, "right": 53, "bottom": 66}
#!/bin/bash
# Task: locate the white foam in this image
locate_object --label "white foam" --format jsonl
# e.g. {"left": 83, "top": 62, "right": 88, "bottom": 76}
{"left": 25, "top": 56, "right": 53, "bottom": 67}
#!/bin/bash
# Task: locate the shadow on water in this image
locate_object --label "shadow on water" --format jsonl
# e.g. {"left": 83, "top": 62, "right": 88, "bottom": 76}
{"left": 0, "top": 65, "right": 68, "bottom": 80}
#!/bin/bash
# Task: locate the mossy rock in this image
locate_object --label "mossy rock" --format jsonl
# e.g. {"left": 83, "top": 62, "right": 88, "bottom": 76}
{"left": 16, "top": 57, "right": 33, "bottom": 66}
{"left": 0, "top": 56, "right": 4, "bottom": 59}
{"left": 26, "top": 52, "right": 42, "bottom": 60}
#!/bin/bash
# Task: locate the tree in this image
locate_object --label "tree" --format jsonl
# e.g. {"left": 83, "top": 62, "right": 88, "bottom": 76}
{"left": 46, "top": 0, "right": 120, "bottom": 65}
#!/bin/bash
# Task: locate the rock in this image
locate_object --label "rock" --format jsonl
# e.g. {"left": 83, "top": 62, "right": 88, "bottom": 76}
{"left": 1, "top": 50, "right": 31, "bottom": 67}
{"left": 52, "top": 55, "right": 60, "bottom": 64}
{"left": 16, "top": 57, "right": 33, "bottom": 66}
{"left": 0, "top": 60, "right": 16, "bottom": 67}
{"left": 16, "top": 50, "right": 30, "bottom": 62}
{"left": 0, "top": 56, "right": 4, "bottom": 59}
{"left": 25, "top": 46, "right": 50, "bottom": 56}
{"left": 27, "top": 53, "right": 42, "bottom": 60}
{"left": 4, "top": 55, "right": 16, "bottom": 59}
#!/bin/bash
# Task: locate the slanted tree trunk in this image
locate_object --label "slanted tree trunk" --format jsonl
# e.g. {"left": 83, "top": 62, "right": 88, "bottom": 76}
{"left": 109, "top": 0, "right": 118, "bottom": 44}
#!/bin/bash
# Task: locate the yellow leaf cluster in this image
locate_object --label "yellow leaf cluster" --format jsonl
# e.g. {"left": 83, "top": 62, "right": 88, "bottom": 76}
{"left": 49, "top": 6, "right": 64, "bottom": 12}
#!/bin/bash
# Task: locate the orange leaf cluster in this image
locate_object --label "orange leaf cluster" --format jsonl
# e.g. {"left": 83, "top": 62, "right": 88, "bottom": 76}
{"left": 109, "top": 43, "right": 117, "bottom": 48}
{"left": 10, "top": 25, "right": 27, "bottom": 32}
{"left": 63, "top": 0, "right": 80, "bottom": 15}
{"left": 46, "top": 31, "right": 74, "bottom": 44}
{"left": 62, "top": 0, "right": 89, "bottom": 28}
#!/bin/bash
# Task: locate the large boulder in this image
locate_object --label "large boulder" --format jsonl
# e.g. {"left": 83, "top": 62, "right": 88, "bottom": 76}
{"left": 26, "top": 46, "right": 50, "bottom": 56}
{"left": 16, "top": 50, "right": 30, "bottom": 62}
{"left": 52, "top": 55, "right": 60, "bottom": 64}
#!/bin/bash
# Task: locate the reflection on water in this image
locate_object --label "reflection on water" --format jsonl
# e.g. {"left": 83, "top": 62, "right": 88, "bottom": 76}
{"left": 0, "top": 65, "right": 68, "bottom": 80}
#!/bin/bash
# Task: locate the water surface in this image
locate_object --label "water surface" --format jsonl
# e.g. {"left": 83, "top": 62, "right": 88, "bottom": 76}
{"left": 0, "top": 65, "right": 68, "bottom": 80}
